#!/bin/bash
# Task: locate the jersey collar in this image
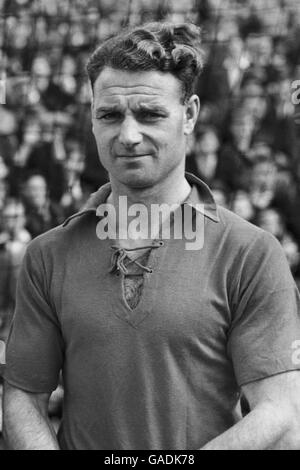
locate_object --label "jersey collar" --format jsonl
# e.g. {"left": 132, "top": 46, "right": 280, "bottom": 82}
{"left": 63, "top": 172, "right": 219, "bottom": 227}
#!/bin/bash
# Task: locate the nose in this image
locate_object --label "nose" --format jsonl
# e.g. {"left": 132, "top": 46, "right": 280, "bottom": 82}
{"left": 118, "top": 115, "right": 142, "bottom": 148}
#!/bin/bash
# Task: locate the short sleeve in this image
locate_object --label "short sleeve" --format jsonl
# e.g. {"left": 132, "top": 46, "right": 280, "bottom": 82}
{"left": 227, "top": 230, "right": 300, "bottom": 387}
{"left": 2, "top": 241, "right": 64, "bottom": 393}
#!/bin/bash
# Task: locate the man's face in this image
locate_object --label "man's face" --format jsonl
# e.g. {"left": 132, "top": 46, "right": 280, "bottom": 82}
{"left": 257, "top": 209, "right": 284, "bottom": 239}
{"left": 2, "top": 202, "right": 26, "bottom": 235}
{"left": 251, "top": 161, "right": 276, "bottom": 190}
{"left": 91, "top": 67, "right": 198, "bottom": 189}
{"left": 24, "top": 175, "right": 47, "bottom": 208}
{"left": 195, "top": 131, "right": 219, "bottom": 155}
{"left": 231, "top": 114, "right": 254, "bottom": 142}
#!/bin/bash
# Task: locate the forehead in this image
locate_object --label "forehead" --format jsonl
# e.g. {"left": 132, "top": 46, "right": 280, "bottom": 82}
{"left": 92, "top": 67, "right": 182, "bottom": 107}
{"left": 27, "top": 176, "right": 46, "bottom": 188}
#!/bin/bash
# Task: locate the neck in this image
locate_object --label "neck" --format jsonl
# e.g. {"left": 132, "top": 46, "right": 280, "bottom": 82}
{"left": 108, "top": 166, "right": 190, "bottom": 209}
{"left": 106, "top": 166, "right": 191, "bottom": 248}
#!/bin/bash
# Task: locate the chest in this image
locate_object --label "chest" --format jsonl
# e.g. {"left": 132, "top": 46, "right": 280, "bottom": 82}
{"left": 53, "top": 238, "right": 231, "bottom": 357}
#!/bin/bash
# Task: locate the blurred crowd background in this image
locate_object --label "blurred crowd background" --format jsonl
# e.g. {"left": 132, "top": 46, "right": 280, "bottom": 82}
{"left": 1, "top": 0, "right": 300, "bottom": 445}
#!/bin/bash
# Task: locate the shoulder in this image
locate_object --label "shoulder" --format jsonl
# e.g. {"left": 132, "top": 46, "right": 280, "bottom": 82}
{"left": 25, "top": 209, "right": 98, "bottom": 259}
{"left": 216, "top": 205, "right": 276, "bottom": 250}
{"left": 215, "top": 206, "right": 292, "bottom": 285}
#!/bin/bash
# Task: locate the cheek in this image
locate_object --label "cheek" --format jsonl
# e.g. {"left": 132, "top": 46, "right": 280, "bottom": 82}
{"left": 92, "top": 126, "right": 112, "bottom": 151}
{"left": 165, "top": 124, "right": 185, "bottom": 152}
{"left": 158, "top": 118, "right": 184, "bottom": 145}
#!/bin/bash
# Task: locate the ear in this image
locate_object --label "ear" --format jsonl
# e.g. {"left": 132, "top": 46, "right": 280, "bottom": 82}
{"left": 183, "top": 94, "right": 200, "bottom": 136}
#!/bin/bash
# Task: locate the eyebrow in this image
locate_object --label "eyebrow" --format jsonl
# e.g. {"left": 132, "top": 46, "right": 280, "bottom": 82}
{"left": 137, "top": 103, "right": 169, "bottom": 115}
{"left": 94, "top": 104, "right": 122, "bottom": 117}
{"left": 94, "top": 102, "right": 170, "bottom": 117}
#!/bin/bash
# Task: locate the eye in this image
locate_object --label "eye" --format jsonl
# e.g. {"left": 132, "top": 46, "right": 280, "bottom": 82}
{"left": 98, "top": 112, "right": 123, "bottom": 121}
{"left": 138, "top": 111, "right": 164, "bottom": 121}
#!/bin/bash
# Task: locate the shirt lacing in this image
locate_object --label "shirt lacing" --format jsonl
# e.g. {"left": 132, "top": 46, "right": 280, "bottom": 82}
{"left": 109, "top": 242, "right": 163, "bottom": 275}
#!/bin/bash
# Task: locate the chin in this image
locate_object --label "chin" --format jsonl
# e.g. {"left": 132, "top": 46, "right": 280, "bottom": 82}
{"left": 120, "top": 174, "right": 155, "bottom": 189}
{"left": 109, "top": 164, "right": 154, "bottom": 188}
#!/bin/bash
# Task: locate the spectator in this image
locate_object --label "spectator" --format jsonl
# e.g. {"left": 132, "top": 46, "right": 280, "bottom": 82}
{"left": 0, "top": 107, "right": 18, "bottom": 165}
{"left": 60, "top": 136, "right": 86, "bottom": 217}
{"left": 249, "top": 155, "right": 277, "bottom": 210}
{"left": 21, "top": 173, "right": 64, "bottom": 238}
{"left": 255, "top": 208, "right": 300, "bottom": 273}
{"left": 210, "top": 181, "right": 230, "bottom": 208}
{"left": 0, "top": 199, "right": 31, "bottom": 335}
{"left": 249, "top": 154, "right": 300, "bottom": 241}
{"left": 186, "top": 126, "right": 220, "bottom": 185}
{"left": 1, "top": 198, "right": 31, "bottom": 251}
{"left": 14, "top": 117, "right": 66, "bottom": 202}
{"left": 218, "top": 106, "right": 255, "bottom": 191}
{"left": 231, "top": 190, "right": 255, "bottom": 222}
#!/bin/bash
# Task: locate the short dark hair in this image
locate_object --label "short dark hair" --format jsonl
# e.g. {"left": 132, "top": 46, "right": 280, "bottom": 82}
{"left": 86, "top": 22, "right": 204, "bottom": 104}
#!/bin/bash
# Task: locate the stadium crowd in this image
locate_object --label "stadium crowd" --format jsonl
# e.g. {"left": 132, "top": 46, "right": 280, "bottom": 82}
{"left": 0, "top": 0, "right": 300, "bottom": 446}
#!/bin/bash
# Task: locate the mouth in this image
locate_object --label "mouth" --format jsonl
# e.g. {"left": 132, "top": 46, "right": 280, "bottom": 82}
{"left": 116, "top": 154, "right": 152, "bottom": 158}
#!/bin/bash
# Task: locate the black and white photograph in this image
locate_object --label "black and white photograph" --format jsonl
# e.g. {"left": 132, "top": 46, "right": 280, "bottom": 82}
{"left": 0, "top": 0, "right": 300, "bottom": 452}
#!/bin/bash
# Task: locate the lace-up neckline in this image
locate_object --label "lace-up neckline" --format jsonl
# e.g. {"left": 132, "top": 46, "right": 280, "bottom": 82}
{"left": 109, "top": 242, "right": 163, "bottom": 275}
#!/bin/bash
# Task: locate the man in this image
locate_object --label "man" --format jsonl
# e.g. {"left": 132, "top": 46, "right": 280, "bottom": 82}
{"left": 2, "top": 22, "right": 300, "bottom": 450}
{"left": 0, "top": 199, "right": 31, "bottom": 339}
{"left": 22, "top": 173, "right": 65, "bottom": 239}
